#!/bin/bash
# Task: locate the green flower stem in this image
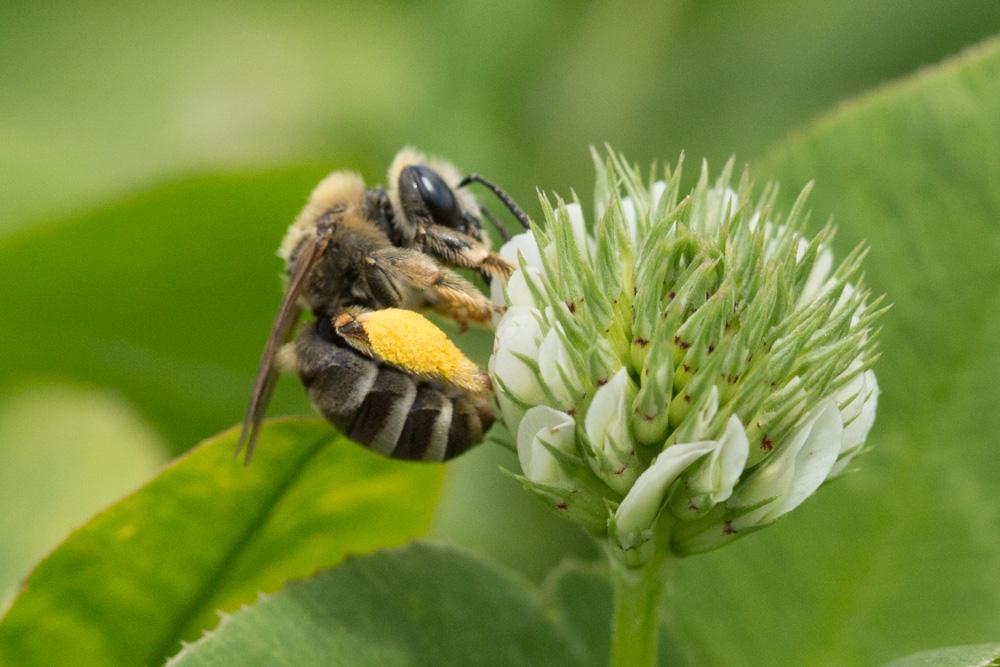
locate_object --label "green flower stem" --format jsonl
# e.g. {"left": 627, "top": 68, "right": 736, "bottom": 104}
{"left": 607, "top": 546, "right": 675, "bottom": 667}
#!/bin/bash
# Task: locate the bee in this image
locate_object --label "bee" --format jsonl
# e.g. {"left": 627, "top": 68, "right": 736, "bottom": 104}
{"left": 236, "top": 147, "right": 530, "bottom": 463}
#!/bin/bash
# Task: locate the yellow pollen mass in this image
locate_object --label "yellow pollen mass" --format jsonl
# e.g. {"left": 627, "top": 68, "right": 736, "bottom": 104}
{"left": 357, "top": 309, "right": 485, "bottom": 392}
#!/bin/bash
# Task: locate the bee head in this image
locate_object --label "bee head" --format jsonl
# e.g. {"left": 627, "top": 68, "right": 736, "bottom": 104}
{"left": 388, "top": 147, "right": 529, "bottom": 247}
{"left": 388, "top": 148, "right": 485, "bottom": 244}
{"left": 398, "top": 164, "right": 484, "bottom": 241}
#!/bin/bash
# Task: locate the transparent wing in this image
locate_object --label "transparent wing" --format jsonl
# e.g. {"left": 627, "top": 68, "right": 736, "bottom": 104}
{"left": 235, "top": 234, "right": 329, "bottom": 463}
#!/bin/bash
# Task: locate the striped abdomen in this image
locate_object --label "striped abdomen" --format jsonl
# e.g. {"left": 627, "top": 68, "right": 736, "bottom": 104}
{"left": 294, "top": 322, "right": 493, "bottom": 461}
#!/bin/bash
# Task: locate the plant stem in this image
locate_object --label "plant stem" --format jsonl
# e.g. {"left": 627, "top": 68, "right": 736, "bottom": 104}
{"left": 607, "top": 547, "right": 673, "bottom": 667}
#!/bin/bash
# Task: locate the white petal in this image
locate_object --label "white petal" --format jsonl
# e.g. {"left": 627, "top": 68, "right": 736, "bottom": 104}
{"left": 492, "top": 266, "right": 544, "bottom": 310}
{"left": 563, "top": 202, "right": 591, "bottom": 259}
{"left": 495, "top": 391, "right": 526, "bottom": 435}
{"left": 538, "top": 324, "right": 582, "bottom": 409}
{"left": 734, "top": 399, "right": 842, "bottom": 525}
{"left": 621, "top": 197, "right": 639, "bottom": 247}
{"left": 836, "top": 364, "right": 869, "bottom": 431}
{"left": 719, "top": 187, "right": 739, "bottom": 215}
{"left": 516, "top": 406, "right": 576, "bottom": 486}
{"left": 614, "top": 440, "right": 717, "bottom": 540}
{"left": 797, "top": 247, "right": 834, "bottom": 307}
{"left": 830, "top": 370, "right": 879, "bottom": 476}
{"left": 846, "top": 370, "right": 879, "bottom": 446}
{"left": 584, "top": 367, "right": 626, "bottom": 449}
{"left": 773, "top": 400, "right": 842, "bottom": 516}
{"left": 491, "top": 307, "right": 545, "bottom": 405}
{"left": 707, "top": 187, "right": 739, "bottom": 231}
{"left": 687, "top": 385, "right": 720, "bottom": 442}
{"left": 732, "top": 459, "right": 796, "bottom": 530}
{"left": 490, "top": 274, "right": 506, "bottom": 309}
{"left": 494, "top": 303, "right": 528, "bottom": 331}
{"left": 687, "top": 415, "right": 750, "bottom": 503}
{"left": 650, "top": 180, "right": 667, "bottom": 211}
{"left": 595, "top": 195, "right": 606, "bottom": 226}
{"left": 795, "top": 237, "right": 808, "bottom": 262}
{"left": 499, "top": 231, "right": 543, "bottom": 272}
{"left": 833, "top": 283, "right": 865, "bottom": 328}
{"left": 736, "top": 406, "right": 816, "bottom": 518}
{"left": 491, "top": 230, "right": 547, "bottom": 311}
{"left": 584, "top": 367, "right": 638, "bottom": 493}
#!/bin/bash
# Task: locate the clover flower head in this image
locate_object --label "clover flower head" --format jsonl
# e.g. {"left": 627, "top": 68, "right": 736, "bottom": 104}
{"left": 489, "top": 150, "right": 884, "bottom": 564}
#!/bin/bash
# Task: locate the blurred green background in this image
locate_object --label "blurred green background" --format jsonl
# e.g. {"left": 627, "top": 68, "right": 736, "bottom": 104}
{"left": 3, "top": 1, "right": 1000, "bottom": 665}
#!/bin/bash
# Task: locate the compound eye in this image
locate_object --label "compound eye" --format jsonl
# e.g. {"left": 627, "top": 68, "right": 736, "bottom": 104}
{"left": 400, "top": 165, "right": 463, "bottom": 228}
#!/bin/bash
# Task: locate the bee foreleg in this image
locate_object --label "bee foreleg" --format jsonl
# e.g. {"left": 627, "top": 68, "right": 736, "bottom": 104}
{"left": 416, "top": 224, "right": 514, "bottom": 281}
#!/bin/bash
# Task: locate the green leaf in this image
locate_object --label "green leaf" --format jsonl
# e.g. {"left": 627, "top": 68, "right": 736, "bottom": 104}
{"left": 543, "top": 560, "right": 613, "bottom": 666}
{"left": 0, "top": 383, "right": 166, "bottom": 599}
{"left": 0, "top": 419, "right": 444, "bottom": 667}
{"left": 0, "top": 169, "right": 318, "bottom": 452}
{"left": 167, "top": 542, "right": 581, "bottom": 667}
{"left": 883, "top": 644, "right": 1000, "bottom": 667}
{"left": 669, "top": 37, "right": 1000, "bottom": 665}
{"left": 165, "top": 550, "right": 702, "bottom": 667}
